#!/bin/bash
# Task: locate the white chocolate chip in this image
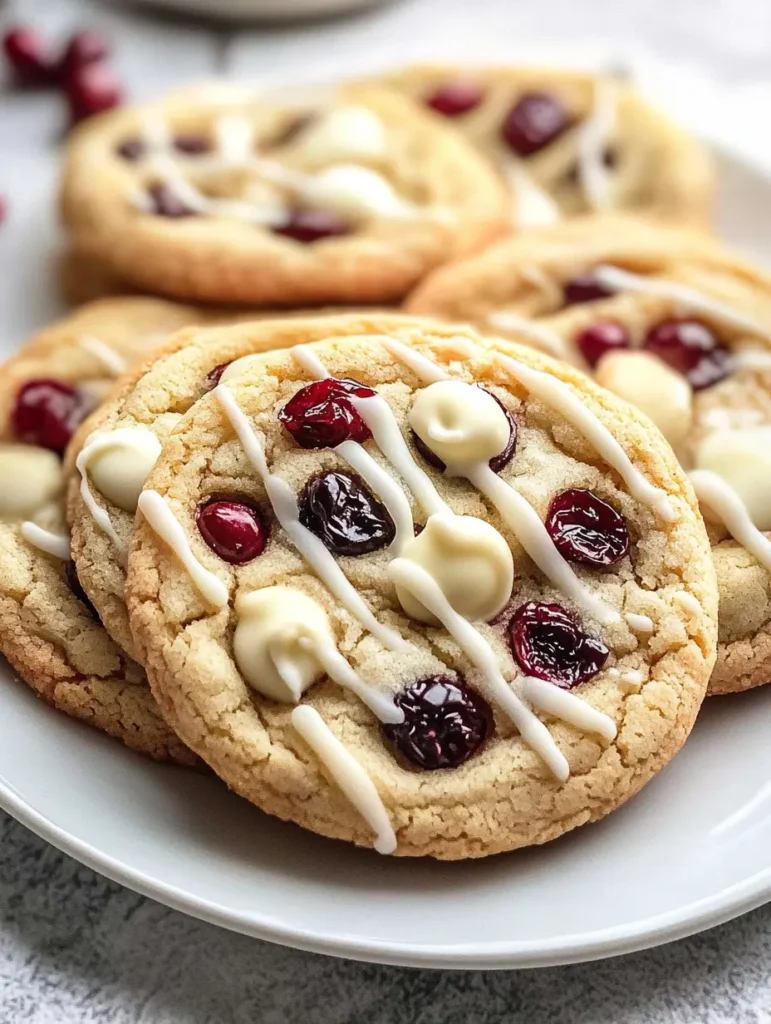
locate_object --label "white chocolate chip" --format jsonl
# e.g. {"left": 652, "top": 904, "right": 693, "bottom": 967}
{"left": 695, "top": 427, "right": 771, "bottom": 531}
{"left": 233, "top": 587, "right": 334, "bottom": 702}
{"left": 287, "top": 106, "right": 387, "bottom": 169}
{"left": 409, "top": 380, "right": 511, "bottom": 471}
{"left": 86, "top": 428, "right": 163, "bottom": 513}
{"left": 394, "top": 512, "right": 514, "bottom": 625}
{"left": 595, "top": 351, "right": 693, "bottom": 449}
{"left": 300, "top": 164, "right": 415, "bottom": 221}
{"left": 0, "top": 444, "right": 62, "bottom": 518}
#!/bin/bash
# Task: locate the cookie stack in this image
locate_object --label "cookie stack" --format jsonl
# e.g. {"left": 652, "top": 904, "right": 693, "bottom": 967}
{"left": 4, "top": 63, "right": 767, "bottom": 860}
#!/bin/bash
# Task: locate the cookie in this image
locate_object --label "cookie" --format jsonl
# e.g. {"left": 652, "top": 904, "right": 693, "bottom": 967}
{"left": 0, "top": 298, "right": 210, "bottom": 762}
{"left": 124, "top": 320, "right": 716, "bottom": 859}
{"left": 60, "top": 84, "right": 509, "bottom": 307}
{"left": 57, "top": 247, "right": 136, "bottom": 306}
{"left": 67, "top": 313, "right": 438, "bottom": 660}
{"left": 380, "top": 64, "right": 714, "bottom": 227}
{"left": 409, "top": 214, "right": 771, "bottom": 694}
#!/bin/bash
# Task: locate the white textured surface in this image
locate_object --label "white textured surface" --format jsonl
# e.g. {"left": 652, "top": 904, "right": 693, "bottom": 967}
{"left": 2, "top": 0, "right": 771, "bottom": 1019}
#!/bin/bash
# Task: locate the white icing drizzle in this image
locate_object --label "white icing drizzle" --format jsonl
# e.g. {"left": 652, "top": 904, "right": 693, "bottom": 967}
{"left": 215, "top": 114, "right": 256, "bottom": 165}
{"left": 520, "top": 676, "right": 617, "bottom": 740}
{"left": 733, "top": 349, "right": 771, "bottom": 373}
{"left": 19, "top": 522, "right": 71, "bottom": 560}
{"left": 674, "top": 591, "right": 701, "bottom": 615}
{"left": 336, "top": 440, "right": 414, "bottom": 553}
{"left": 303, "top": 638, "right": 404, "bottom": 725}
{"left": 625, "top": 612, "right": 654, "bottom": 633}
{"left": 377, "top": 336, "right": 455, "bottom": 383}
{"left": 593, "top": 266, "right": 771, "bottom": 343}
{"left": 291, "top": 344, "right": 330, "bottom": 379}
{"left": 214, "top": 383, "right": 406, "bottom": 651}
{"left": 78, "top": 335, "right": 128, "bottom": 376}
{"left": 388, "top": 557, "right": 570, "bottom": 781}
{"left": 486, "top": 310, "right": 569, "bottom": 359}
{"left": 494, "top": 350, "right": 677, "bottom": 522}
{"left": 689, "top": 470, "right": 771, "bottom": 573}
{"left": 291, "top": 704, "right": 397, "bottom": 855}
{"left": 138, "top": 491, "right": 229, "bottom": 608}
{"left": 577, "top": 79, "right": 617, "bottom": 211}
{"left": 504, "top": 161, "right": 561, "bottom": 228}
{"left": 76, "top": 438, "right": 125, "bottom": 557}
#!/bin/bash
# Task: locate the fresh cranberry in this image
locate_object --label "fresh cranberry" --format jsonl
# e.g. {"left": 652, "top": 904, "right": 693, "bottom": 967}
{"left": 3, "top": 26, "right": 55, "bottom": 86}
{"left": 66, "top": 63, "right": 123, "bottom": 125}
{"left": 501, "top": 92, "right": 571, "bottom": 156}
{"left": 173, "top": 133, "right": 212, "bottom": 155}
{"left": 509, "top": 602, "right": 609, "bottom": 689}
{"left": 57, "top": 30, "right": 110, "bottom": 82}
{"left": 204, "top": 363, "right": 230, "bottom": 391}
{"left": 412, "top": 388, "right": 517, "bottom": 474}
{"left": 563, "top": 270, "right": 614, "bottom": 306}
{"left": 65, "top": 560, "right": 97, "bottom": 618}
{"left": 643, "top": 319, "right": 732, "bottom": 390}
{"left": 384, "top": 676, "right": 492, "bottom": 770}
{"left": 196, "top": 499, "right": 269, "bottom": 564}
{"left": 279, "top": 377, "right": 376, "bottom": 450}
{"left": 299, "top": 471, "right": 395, "bottom": 556}
{"left": 12, "top": 379, "right": 86, "bottom": 454}
{"left": 272, "top": 209, "right": 351, "bottom": 244}
{"left": 425, "top": 81, "right": 485, "bottom": 116}
{"left": 147, "top": 183, "right": 195, "bottom": 218}
{"left": 575, "top": 321, "right": 630, "bottom": 368}
{"left": 545, "top": 489, "right": 630, "bottom": 568}
{"left": 116, "top": 137, "right": 144, "bottom": 161}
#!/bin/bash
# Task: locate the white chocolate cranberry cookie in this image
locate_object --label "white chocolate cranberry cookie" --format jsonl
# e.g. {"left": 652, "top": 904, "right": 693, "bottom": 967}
{"left": 380, "top": 64, "right": 714, "bottom": 227}
{"left": 0, "top": 298, "right": 209, "bottom": 762}
{"left": 60, "top": 84, "right": 509, "bottom": 307}
{"left": 409, "top": 215, "right": 771, "bottom": 695}
{"left": 124, "top": 320, "right": 716, "bottom": 859}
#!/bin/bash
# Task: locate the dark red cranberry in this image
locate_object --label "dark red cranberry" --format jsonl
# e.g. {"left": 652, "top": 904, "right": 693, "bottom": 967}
{"left": 299, "top": 471, "right": 395, "bottom": 556}
{"left": 204, "top": 363, "right": 230, "bottom": 391}
{"left": 12, "top": 379, "right": 86, "bottom": 454}
{"left": 509, "top": 602, "right": 609, "bottom": 689}
{"left": 425, "top": 80, "right": 485, "bottom": 117}
{"left": 384, "top": 676, "right": 492, "bottom": 770}
{"left": 173, "top": 133, "right": 212, "bottom": 155}
{"left": 575, "top": 321, "right": 630, "bottom": 368}
{"left": 65, "top": 560, "right": 97, "bottom": 618}
{"left": 412, "top": 387, "right": 517, "bottom": 474}
{"left": 196, "top": 499, "right": 269, "bottom": 564}
{"left": 545, "top": 489, "right": 630, "bottom": 567}
{"left": 272, "top": 209, "right": 351, "bottom": 244}
{"left": 501, "top": 92, "right": 571, "bottom": 156}
{"left": 563, "top": 270, "right": 614, "bottom": 306}
{"left": 57, "top": 30, "right": 111, "bottom": 82}
{"left": 116, "top": 137, "right": 144, "bottom": 161}
{"left": 643, "top": 319, "right": 733, "bottom": 390}
{"left": 3, "top": 26, "right": 55, "bottom": 86}
{"left": 279, "top": 377, "right": 376, "bottom": 450}
{"left": 66, "top": 63, "right": 123, "bottom": 125}
{"left": 147, "top": 183, "right": 195, "bottom": 218}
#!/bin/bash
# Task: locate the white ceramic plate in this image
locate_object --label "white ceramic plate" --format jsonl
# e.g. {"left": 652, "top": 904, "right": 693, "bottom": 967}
{"left": 2, "top": 87, "right": 771, "bottom": 970}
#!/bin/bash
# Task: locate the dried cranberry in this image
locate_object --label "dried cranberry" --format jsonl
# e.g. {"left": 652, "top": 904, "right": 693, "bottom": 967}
{"left": 204, "top": 363, "right": 230, "bottom": 391}
{"left": 65, "top": 560, "right": 97, "bottom": 618}
{"left": 509, "top": 602, "right": 609, "bottom": 689}
{"left": 425, "top": 81, "right": 485, "bottom": 116}
{"left": 58, "top": 30, "right": 111, "bottom": 82}
{"left": 412, "top": 387, "right": 517, "bottom": 474}
{"left": 66, "top": 63, "right": 123, "bottom": 125}
{"left": 545, "top": 489, "right": 630, "bottom": 567}
{"left": 279, "top": 377, "right": 376, "bottom": 450}
{"left": 12, "top": 379, "right": 87, "bottom": 454}
{"left": 643, "top": 319, "right": 732, "bottom": 390}
{"left": 501, "top": 92, "right": 571, "bottom": 156}
{"left": 3, "top": 26, "right": 55, "bottom": 86}
{"left": 575, "top": 321, "right": 630, "bottom": 368}
{"left": 272, "top": 209, "right": 351, "bottom": 244}
{"left": 299, "top": 471, "right": 395, "bottom": 556}
{"left": 116, "top": 137, "right": 144, "bottom": 161}
{"left": 384, "top": 676, "right": 492, "bottom": 770}
{"left": 563, "top": 270, "right": 614, "bottom": 306}
{"left": 147, "top": 183, "right": 195, "bottom": 218}
{"left": 173, "top": 133, "right": 212, "bottom": 155}
{"left": 196, "top": 499, "right": 269, "bottom": 564}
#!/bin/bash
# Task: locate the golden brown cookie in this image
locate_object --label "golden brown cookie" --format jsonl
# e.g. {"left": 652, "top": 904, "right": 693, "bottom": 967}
{"left": 380, "top": 64, "right": 714, "bottom": 227}
{"left": 409, "top": 214, "right": 771, "bottom": 694}
{"left": 124, "top": 318, "right": 716, "bottom": 858}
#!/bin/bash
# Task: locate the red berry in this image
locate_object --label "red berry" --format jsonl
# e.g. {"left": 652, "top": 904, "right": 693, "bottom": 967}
{"left": 58, "top": 30, "right": 111, "bottom": 82}
{"left": 509, "top": 602, "right": 609, "bottom": 689}
{"left": 12, "top": 379, "right": 87, "bottom": 453}
{"left": 425, "top": 81, "right": 485, "bottom": 117}
{"left": 279, "top": 377, "right": 376, "bottom": 449}
{"left": 204, "top": 363, "right": 230, "bottom": 391}
{"left": 3, "top": 26, "right": 55, "bottom": 86}
{"left": 412, "top": 387, "right": 517, "bottom": 475}
{"left": 299, "top": 471, "right": 395, "bottom": 556}
{"left": 545, "top": 488, "right": 630, "bottom": 568}
{"left": 66, "top": 63, "right": 123, "bottom": 126}
{"left": 272, "top": 209, "right": 351, "bottom": 244}
{"left": 643, "top": 318, "right": 732, "bottom": 390}
{"left": 563, "top": 270, "right": 614, "bottom": 306}
{"left": 501, "top": 92, "right": 571, "bottom": 156}
{"left": 575, "top": 320, "right": 630, "bottom": 368}
{"left": 196, "top": 499, "right": 269, "bottom": 564}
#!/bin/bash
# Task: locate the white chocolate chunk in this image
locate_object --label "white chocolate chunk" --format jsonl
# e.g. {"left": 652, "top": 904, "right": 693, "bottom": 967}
{"left": 300, "top": 165, "right": 416, "bottom": 221}
{"left": 85, "top": 428, "right": 163, "bottom": 513}
{"left": 394, "top": 512, "right": 514, "bottom": 625}
{"left": 287, "top": 106, "right": 387, "bottom": 168}
{"left": 408, "top": 380, "right": 511, "bottom": 471}
{"left": 695, "top": 427, "right": 771, "bottom": 531}
{"left": 0, "top": 444, "right": 62, "bottom": 518}
{"left": 595, "top": 351, "right": 693, "bottom": 448}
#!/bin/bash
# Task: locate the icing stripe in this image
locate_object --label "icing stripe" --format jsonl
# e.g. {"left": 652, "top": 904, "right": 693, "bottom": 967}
{"left": 336, "top": 440, "right": 414, "bottom": 553}
{"left": 308, "top": 639, "right": 404, "bottom": 725}
{"left": 577, "top": 80, "right": 617, "bottom": 211}
{"left": 625, "top": 612, "right": 654, "bottom": 632}
{"left": 78, "top": 335, "right": 128, "bottom": 376}
{"left": 138, "top": 491, "right": 229, "bottom": 608}
{"left": 76, "top": 438, "right": 125, "bottom": 560}
{"left": 291, "top": 705, "right": 397, "bottom": 855}
{"left": 504, "top": 161, "right": 562, "bottom": 229}
{"left": 690, "top": 469, "right": 771, "bottom": 572}
{"left": 520, "top": 675, "right": 617, "bottom": 740}
{"left": 20, "top": 523, "right": 70, "bottom": 560}
{"left": 486, "top": 311, "right": 569, "bottom": 359}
